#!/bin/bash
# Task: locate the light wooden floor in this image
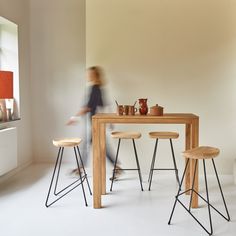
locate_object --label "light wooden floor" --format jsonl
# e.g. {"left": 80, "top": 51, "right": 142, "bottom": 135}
{"left": 0, "top": 164, "right": 235, "bottom": 236}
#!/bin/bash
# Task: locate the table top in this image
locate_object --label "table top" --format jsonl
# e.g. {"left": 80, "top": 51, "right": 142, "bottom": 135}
{"left": 92, "top": 113, "right": 199, "bottom": 124}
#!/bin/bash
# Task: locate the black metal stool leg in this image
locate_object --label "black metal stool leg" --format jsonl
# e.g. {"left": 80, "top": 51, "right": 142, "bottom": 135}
{"left": 45, "top": 147, "right": 62, "bottom": 207}
{"left": 110, "top": 138, "right": 121, "bottom": 192}
{"left": 148, "top": 140, "right": 156, "bottom": 183}
{"left": 168, "top": 158, "right": 190, "bottom": 224}
{"left": 132, "top": 139, "right": 144, "bottom": 191}
{"left": 53, "top": 147, "right": 64, "bottom": 196}
{"left": 74, "top": 147, "right": 88, "bottom": 207}
{"left": 148, "top": 139, "right": 158, "bottom": 182}
{"left": 188, "top": 159, "right": 198, "bottom": 211}
{"left": 203, "top": 159, "right": 213, "bottom": 235}
{"left": 148, "top": 139, "right": 158, "bottom": 191}
{"left": 76, "top": 146, "right": 92, "bottom": 195}
{"left": 212, "top": 159, "right": 230, "bottom": 221}
{"left": 170, "top": 139, "right": 180, "bottom": 187}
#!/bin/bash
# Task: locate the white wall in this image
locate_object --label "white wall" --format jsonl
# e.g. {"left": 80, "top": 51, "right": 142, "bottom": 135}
{"left": 3, "top": 0, "right": 233, "bottom": 175}
{"left": 30, "top": 0, "right": 86, "bottom": 162}
{"left": 0, "top": 0, "right": 32, "bottom": 173}
{"left": 86, "top": 0, "right": 236, "bottom": 174}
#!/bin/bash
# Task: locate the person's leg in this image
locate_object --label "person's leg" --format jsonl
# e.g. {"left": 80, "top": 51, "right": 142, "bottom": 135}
{"left": 80, "top": 135, "right": 89, "bottom": 167}
{"left": 70, "top": 125, "right": 89, "bottom": 176}
{"left": 70, "top": 140, "right": 88, "bottom": 176}
{"left": 105, "top": 136, "right": 119, "bottom": 165}
{"left": 79, "top": 117, "right": 93, "bottom": 167}
{"left": 106, "top": 136, "right": 123, "bottom": 181}
{"left": 106, "top": 145, "right": 115, "bottom": 165}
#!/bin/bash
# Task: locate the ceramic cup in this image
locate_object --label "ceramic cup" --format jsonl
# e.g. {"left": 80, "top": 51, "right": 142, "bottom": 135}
{"left": 128, "top": 106, "right": 137, "bottom": 115}
{"left": 117, "top": 105, "right": 124, "bottom": 115}
{"left": 124, "top": 105, "right": 129, "bottom": 115}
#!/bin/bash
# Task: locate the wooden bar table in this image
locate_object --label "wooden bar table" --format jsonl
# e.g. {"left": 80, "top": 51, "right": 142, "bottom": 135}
{"left": 92, "top": 113, "right": 199, "bottom": 209}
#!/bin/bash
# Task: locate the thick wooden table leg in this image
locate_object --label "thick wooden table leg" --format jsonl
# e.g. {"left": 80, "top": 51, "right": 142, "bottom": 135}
{"left": 100, "top": 123, "right": 106, "bottom": 195}
{"left": 92, "top": 119, "right": 102, "bottom": 208}
{"left": 190, "top": 118, "right": 199, "bottom": 208}
{"left": 185, "top": 124, "right": 191, "bottom": 194}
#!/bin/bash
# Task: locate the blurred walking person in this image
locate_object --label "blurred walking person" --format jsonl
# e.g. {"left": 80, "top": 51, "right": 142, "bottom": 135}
{"left": 67, "top": 66, "right": 122, "bottom": 180}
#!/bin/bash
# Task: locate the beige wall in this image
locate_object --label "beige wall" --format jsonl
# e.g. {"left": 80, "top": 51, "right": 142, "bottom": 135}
{"left": 0, "top": 0, "right": 32, "bottom": 175}
{"left": 86, "top": 0, "right": 236, "bottom": 174}
{"left": 2, "top": 0, "right": 234, "bottom": 175}
{"left": 30, "top": 0, "right": 86, "bottom": 162}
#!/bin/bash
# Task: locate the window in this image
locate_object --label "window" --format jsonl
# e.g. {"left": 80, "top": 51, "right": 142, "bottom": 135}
{"left": 0, "top": 16, "right": 20, "bottom": 121}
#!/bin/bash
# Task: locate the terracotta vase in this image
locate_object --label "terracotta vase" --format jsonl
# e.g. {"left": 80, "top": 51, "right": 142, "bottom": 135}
{"left": 138, "top": 98, "right": 148, "bottom": 115}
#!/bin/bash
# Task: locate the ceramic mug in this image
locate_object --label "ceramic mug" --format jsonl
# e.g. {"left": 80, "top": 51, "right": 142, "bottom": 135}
{"left": 124, "top": 105, "right": 129, "bottom": 115}
{"left": 128, "top": 106, "right": 137, "bottom": 115}
{"left": 117, "top": 105, "right": 124, "bottom": 115}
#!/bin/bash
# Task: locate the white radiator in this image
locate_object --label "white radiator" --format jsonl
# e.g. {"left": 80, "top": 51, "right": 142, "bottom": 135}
{"left": 0, "top": 127, "right": 17, "bottom": 176}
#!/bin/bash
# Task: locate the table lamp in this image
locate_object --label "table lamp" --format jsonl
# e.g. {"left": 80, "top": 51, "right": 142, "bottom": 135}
{"left": 0, "top": 70, "right": 13, "bottom": 99}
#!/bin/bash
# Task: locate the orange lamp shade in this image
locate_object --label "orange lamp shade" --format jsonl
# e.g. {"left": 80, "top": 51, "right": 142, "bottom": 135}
{"left": 0, "top": 71, "right": 13, "bottom": 99}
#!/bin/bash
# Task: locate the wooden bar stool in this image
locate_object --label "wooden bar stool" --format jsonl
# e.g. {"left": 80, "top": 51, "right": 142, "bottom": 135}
{"left": 110, "top": 131, "right": 144, "bottom": 191}
{"left": 148, "top": 131, "right": 180, "bottom": 190}
{"left": 45, "top": 138, "right": 92, "bottom": 207}
{"left": 168, "top": 146, "right": 230, "bottom": 235}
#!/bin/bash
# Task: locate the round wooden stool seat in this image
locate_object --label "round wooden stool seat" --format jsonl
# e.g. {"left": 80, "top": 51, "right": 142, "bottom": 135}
{"left": 149, "top": 132, "right": 179, "bottom": 139}
{"left": 182, "top": 146, "right": 220, "bottom": 160}
{"left": 53, "top": 138, "right": 82, "bottom": 147}
{"left": 111, "top": 131, "right": 141, "bottom": 139}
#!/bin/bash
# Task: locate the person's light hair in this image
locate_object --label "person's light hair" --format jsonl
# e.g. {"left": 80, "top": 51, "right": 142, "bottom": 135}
{"left": 88, "top": 66, "right": 105, "bottom": 86}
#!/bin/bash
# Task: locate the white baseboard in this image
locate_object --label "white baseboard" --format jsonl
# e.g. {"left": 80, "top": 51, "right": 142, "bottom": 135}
{"left": 0, "top": 160, "right": 33, "bottom": 185}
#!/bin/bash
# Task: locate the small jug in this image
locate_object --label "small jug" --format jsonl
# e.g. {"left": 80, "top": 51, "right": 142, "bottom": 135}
{"left": 138, "top": 98, "right": 148, "bottom": 115}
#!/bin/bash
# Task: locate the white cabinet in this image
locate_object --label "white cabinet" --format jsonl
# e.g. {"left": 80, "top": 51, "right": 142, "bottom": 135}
{"left": 0, "top": 127, "right": 17, "bottom": 176}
